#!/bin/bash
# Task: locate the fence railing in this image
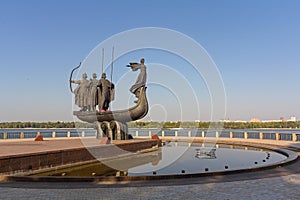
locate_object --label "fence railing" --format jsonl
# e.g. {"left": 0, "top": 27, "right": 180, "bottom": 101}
{"left": 130, "top": 129, "right": 300, "bottom": 142}
{"left": 0, "top": 129, "right": 299, "bottom": 142}
{"left": 0, "top": 129, "right": 97, "bottom": 140}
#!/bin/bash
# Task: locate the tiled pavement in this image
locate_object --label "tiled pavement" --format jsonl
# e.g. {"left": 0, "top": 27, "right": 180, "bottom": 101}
{"left": 0, "top": 174, "right": 299, "bottom": 200}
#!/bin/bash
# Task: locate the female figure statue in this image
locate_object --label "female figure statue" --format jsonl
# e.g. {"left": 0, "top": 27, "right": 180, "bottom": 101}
{"left": 128, "top": 58, "right": 147, "bottom": 99}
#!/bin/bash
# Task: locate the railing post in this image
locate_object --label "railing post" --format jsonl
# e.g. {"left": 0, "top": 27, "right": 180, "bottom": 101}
{"left": 202, "top": 131, "right": 205, "bottom": 138}
{"left": 149, "top": 130, "right": 151, "bottom": 138}
{"left": 52, "top": 131, "right": 56, "bottom": 138}
{"left": 67, "top": 131, "right": 71, "bottom": 138}
{"left": 244, "top": 132, "right": 248, "bottom": 139}
{"left": 162, "top": 130, "right": 165, "bottom": 137}
{"left": 188, "top": 131, "right": 191, "bottom": 138}
{"left": 229, "top": 131, "right": 233, "bottom": 139}
{"left": 81, "top": 131, "right": 85, "bottom": 137}
{"left": 275, "top": 133, "right": 280, "bottom": 141}
{"left": 20, "top": 132, "right": 24, "bottom": 139}
{"left": 259, "top": 132, "right": 263, "bottom": 140}
{"left": 135, "top": 130, "right": 138, "bottom": 137}
{"left": 175, "top": 131, "right": 178, "bottom": 137}
{"left": 215, "top": 131, "right": 219, "bottom": 138}
{"left": 292, "top": 133, "right": 297, "bottom": 142}
{"left": 3, "top": 132, "right": 7, "bottom": 140}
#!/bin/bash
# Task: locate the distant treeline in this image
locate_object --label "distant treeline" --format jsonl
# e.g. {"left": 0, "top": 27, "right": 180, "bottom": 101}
{"left": 0, "top": 121, "right": 299, "bottom": 129}
{"left": 129, "top": 121, "right": 300, "bottom": 129}
{"left": 0, "top": 122, "right": 94, "bottom": 129}
{"left": 222, "top": 121, "right": 300, "bottom": 129}
{"left": 128, "top": 121, "right": 211, "bottom": 129}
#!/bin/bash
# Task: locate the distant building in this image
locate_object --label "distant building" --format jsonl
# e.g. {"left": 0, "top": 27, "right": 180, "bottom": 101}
{"left": 234, "top": 120, "right": 247, "bottom": 123}
{"left": 219, "top": 119, "right": 231, "bottom": 123}
{"left": 287, "top": 116, "right": 296, "bottom": 122}
{"left": 250, "top": 118, "right": 261, "bottom": 122}
{"left": 261, "top": 120, "right": 282, "bottom": 123}
{"left": 280, "top": 117, "right": 286, "bottom": 122}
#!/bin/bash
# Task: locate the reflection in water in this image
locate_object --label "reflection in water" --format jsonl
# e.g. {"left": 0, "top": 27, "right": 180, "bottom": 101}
{"left": 195, "top": 147, "right": 217, "bottom": 159}
{"left": 30, "top": 142, "right": 287, "bottom": 177}
{"left": 31, "top": 149, "right": 162, "bottom": 177}
{"left": 128, "top": 142, "right": 286, "bottom": 176}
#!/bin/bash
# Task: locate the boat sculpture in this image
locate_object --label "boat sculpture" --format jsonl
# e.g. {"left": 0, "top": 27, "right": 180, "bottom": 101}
{"left": 70, "top": 58, "right": 148, "bottom": 140}
{"left": 73, "top": 86, "right": 148, "bottom": 123}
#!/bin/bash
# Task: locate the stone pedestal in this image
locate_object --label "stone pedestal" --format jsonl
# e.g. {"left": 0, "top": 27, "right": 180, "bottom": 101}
{"left": 96, "top": 120, "right": 129, "bottom": 140}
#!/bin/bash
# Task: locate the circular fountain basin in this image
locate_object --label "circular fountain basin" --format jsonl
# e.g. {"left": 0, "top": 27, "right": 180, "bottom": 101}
{"left": 128, "top": 142, "right": 288, "bottom": 176}
{"left": 18, "top": 141, "right": 297, "bottom": 182}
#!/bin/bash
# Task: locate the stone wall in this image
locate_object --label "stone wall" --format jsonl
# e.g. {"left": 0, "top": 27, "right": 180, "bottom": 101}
{"left": 0, "top": 139, "right": 161, "bottom": 174}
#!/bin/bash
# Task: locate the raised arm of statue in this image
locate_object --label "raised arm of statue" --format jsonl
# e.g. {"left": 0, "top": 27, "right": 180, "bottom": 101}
{"left": 72, "top": 80, "right": 81, "bottom": 84}
{"left": 127, "top": 63, "right": 141, "bottom": 71}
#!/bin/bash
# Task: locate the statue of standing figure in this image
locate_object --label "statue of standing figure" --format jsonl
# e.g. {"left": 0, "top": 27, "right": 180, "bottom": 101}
{"left": 88, "top": 73, "right": 99, "bottom": 111}
{"left": 127, "top": 58, "right": 147, "bottom": 101}
{"left": 97, "top": 73, "right": 115, "bottom": 112}
{"left": 71, "top": 73, "right": 90, "bottom": 111}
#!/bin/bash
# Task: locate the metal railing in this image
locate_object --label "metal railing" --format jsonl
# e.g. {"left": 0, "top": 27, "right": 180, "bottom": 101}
{"left": 130, "top": 129, "right": 300, "bottom": 142}
{"left": 0, "top": 129, "right": 299, "bottom": 142}
{"left": 0, "top": 129, "right": 97, "bottom": 140}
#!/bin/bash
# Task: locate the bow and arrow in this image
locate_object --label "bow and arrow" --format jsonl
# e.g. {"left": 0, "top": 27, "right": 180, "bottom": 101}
{"left": 69, "top": 62, "right": 81, "bottom": 93}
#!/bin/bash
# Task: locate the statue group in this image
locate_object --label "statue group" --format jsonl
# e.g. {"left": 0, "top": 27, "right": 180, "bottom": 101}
{"left": 70, "top": 58, "right": 146, "bottom": 113}
{"left": 71, "top": 72, "right": 114, "bottom": 112}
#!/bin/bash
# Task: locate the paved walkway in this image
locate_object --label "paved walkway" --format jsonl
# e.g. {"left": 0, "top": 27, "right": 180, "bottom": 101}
{"left": 0, "top": 138, "right": 143, "bottom": 157}
{"left": 0, "top": 138, "right": 299, "bottom": 200}
{"left": 0, "top": 174, "right": 299, "bottom": 199}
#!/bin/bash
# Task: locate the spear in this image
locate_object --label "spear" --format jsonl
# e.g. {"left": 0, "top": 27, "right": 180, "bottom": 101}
{"left": 109, "top": 47, "right": 115, "bottom": 110}
{"left": 101, "top": 48, "right": 104, "bottom": 74}
{"left": 111, "top": 46, "right": 114, "bottom": 83}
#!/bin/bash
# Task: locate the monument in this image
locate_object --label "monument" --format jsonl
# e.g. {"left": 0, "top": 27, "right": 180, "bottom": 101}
{"left": 70, "top": 58, "right": 148, "bottom": 140}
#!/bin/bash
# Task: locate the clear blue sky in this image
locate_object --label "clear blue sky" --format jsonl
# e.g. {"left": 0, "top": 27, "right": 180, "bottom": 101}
{"left": 0, "top": 0, "right": 299, "bottom": 122}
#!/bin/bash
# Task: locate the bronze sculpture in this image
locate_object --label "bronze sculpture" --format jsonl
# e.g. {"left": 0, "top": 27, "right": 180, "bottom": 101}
{"left": 70, "top": 58, "right": 148, "bottom": 140}
{"left": 88, "top": 73, "right": 99, "bottom": 111}
{"left": 128, "top": 58, "right": 147, "bottom": 100}
{"left": 97, "top": 73, "right": 115, "bottom": 112}
{"left": 70, "top": 73, "right": 90, "bottom": 111}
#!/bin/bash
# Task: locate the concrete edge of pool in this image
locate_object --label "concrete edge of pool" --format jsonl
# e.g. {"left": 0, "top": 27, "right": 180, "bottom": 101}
{"left": 0, "top": 138, "right": 298, "bottom": 184}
